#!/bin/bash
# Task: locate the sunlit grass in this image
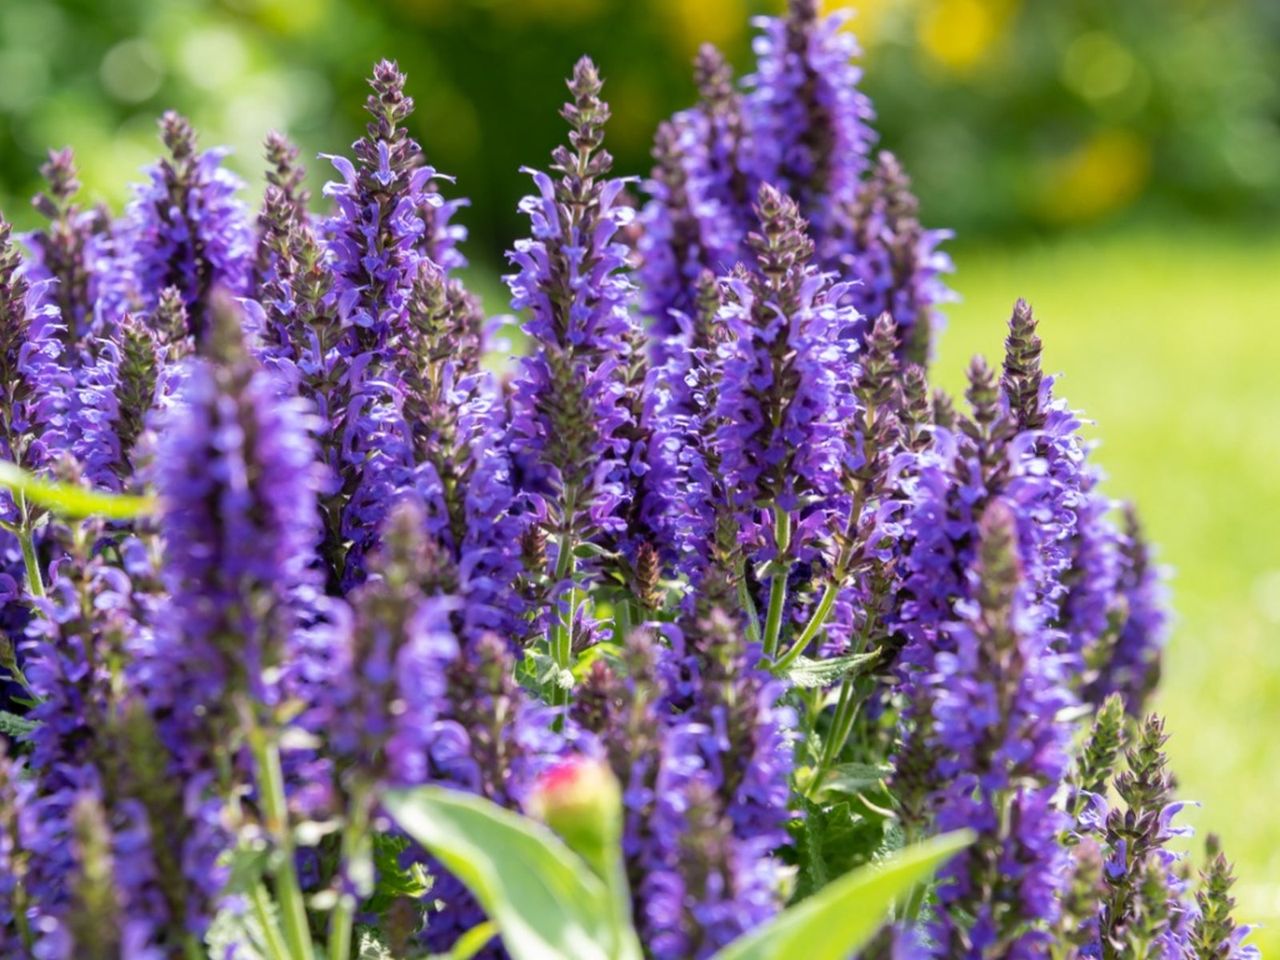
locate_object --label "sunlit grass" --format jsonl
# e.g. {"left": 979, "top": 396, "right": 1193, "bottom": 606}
{"left": 936, "top": 229, "right": 1280, "bottom": 949}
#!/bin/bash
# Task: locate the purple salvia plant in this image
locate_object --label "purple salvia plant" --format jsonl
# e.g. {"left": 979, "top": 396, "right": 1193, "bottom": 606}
{"left": 1085, "top": 714, "right": 1198, "bottom": 957}
{"left": 252, "top": 131, "right": 311, "bottom": 294}
{"left": 573, "top": 623, "right": 788, "bottom": 960}
{"left": 0, "top": 743, "right": 32, "bottom": 955}
{"left": 894, "top": 350, "right": 1065, "bottom": 679}
{"left": 322, "top": 60, "right": 436, "bottom": 355}
{"left": 111, "top": 316, "right": 161, "bottom": 482}
{"left": 23, "top": 149, "right": 111, "bottom": 346}
{"left": 1191, "top": 836, "right": 1260, "bottom": 960}
{"left": 13, "top": 512, "right": 174, "bottom": 956}
{"left": 839, "top": 152, "right": 953, "bottom": 363}
{"left": 250, "top": 200, "right": 358, "bottom": 589}
{"left": 136, "top": 292, "right": 322, "bottom": 933}
{"left": 120, "top": 112, "right": 253, "bottom": 342}
{"left": 322, "top": 497, "right": 458, "bottom": 797}
{"left": 652, "top": 272, "right": 739, "bottom": 589}
{"left": 34, "top": 790, "right": 169, "bottom": 960}
{"left": 638, "top": 114, "right": 739, "bottom": 354}
{"left": 1, "top": 213, "right": 69, "bottom": 631}
{"left": 713, "top": 185, "right": 858, "bottom": 657}
{"left": 506, "top": 56, "right": 638, "bottom": 672}
{"left": 397, "top": 261, "right": 523, "bottom": 639}
{"left": 1086, "top": 506, "right": 1169, "bottom": 713}
{"left": 635, "top": 44, "right": 752, "bottom": 359}
{"left": 926, "top": 500, "right": 1073, "bottom": 957}
{"left": 321, "top": 60, "right": 466, "bottom": 585}
{"left": 745, "top": 0, "right": 875, "bottom": 256}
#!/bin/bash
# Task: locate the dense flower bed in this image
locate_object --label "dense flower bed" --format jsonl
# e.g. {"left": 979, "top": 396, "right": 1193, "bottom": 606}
{"left": 0, "top": 1, "right": 1258, "bottom": 958}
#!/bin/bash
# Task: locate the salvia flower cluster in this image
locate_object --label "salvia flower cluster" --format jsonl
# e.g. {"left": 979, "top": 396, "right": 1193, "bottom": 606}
{"left": 0, "top": 2, "right": 1256, "bottom": 958}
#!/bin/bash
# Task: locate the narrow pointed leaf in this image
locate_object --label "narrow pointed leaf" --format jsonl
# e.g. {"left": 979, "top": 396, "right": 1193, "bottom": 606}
{"left": 0, "top": 461, "right": 155, "bottom": 520}
{"left": 711, "top": 830, "right": 973, "bottom": 960}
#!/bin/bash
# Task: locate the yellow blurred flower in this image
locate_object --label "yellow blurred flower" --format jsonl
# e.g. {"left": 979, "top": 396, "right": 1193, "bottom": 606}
{"left": 917, "top": 0, "right": 1018, "bottom": 73}
{"left": 833, "top": 0, "right": 902, "bottom": 41}
{"left": 654, "top": 0, "right": 742, "bottom": 55}
{"left": 1035, "top": 129, "right": 1152, "bottom": 224}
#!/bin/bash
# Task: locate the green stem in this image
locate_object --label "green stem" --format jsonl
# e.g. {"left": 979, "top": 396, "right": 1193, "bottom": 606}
{"left": 761, "top": 506, "right": 792, "bottom": 659}
{"left": 328, "top": 788, "right": 371, "bottom": 960}
{"left": 16, "top": 498, "right": 44, "bottom": 599}
{"left": 899, "top": 876, "right": 929, "bottom": 924}
{"left": 0, "top": 657, "right": 38, "bottom": 703}
{"left": 250, "top": 883, "right": 293, "bottom": 960}
{"left": 183, "top": 934, "right": 205, "bottom": 960}
{"left": 249, "top": 724, "right": 314, "bottom": 960}
{"left": 736, "top": 570, "right": 762, "bottom": 644}
{"left": 771, "top": 579, "right": 839, "bottom": 672}
{"left": 761, "top": 573, "right": 788, "bottom": 660}
{"left": 805, "top": 677, "right": 857, "bottom": 798}
{"left": 548, "top": 508, "right": 578, "bottom": 708}
{"left": 615, "top": 595, "right": 633, "bottom": 644}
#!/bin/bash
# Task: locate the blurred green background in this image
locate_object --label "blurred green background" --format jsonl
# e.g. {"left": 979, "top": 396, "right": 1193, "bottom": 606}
{"left": 0, "top": 0, "right": 1277, "bottom": 945}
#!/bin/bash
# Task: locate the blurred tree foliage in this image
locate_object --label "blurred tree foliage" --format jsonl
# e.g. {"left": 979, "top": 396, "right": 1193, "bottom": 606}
{"left": 0, "top": 0, "right": 1275, "bottom": 260}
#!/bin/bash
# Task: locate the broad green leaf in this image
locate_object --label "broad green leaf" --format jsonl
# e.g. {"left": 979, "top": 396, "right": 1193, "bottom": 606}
{"left": 712, "top": 830, "right": 972, "bottom": 960}
{"left": 786, "top": 651, "right": 880, "bottom": 689}
{"left": 788, "top": 798, "right": 891, "bottom": 903}
{"left": 0, "top": 460, "right": 155, "bottom": 520}
{"left": 383, "top": 786, "right": 641, "bottom": 960}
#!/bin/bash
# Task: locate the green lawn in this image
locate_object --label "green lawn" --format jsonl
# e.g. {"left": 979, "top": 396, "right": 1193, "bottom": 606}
{"left": 935, "top": 230, "right": 1280, "bottom": 950}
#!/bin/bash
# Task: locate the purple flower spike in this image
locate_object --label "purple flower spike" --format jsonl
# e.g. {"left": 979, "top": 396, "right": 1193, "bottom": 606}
{"left": 119, "top": 112, "right": 254, "bottom": 342}
{"left": 713, "top": 185, "right": 857, "bottom": 549}
{"left": 746, "top": 0, "right": 875, "bottom": 250}
{"left": 507, "top": 57, "right": 639, "bottom": 580}
{"left": 23, "top": 148, "right": 112, "bottom": 346}
{"left": 1, "top": 214, "right": 71, "bottom": 514}
{"left": 136, "top": 292, "right": 323, "bottom": 930}
{"left": 323, "top": 59, "right": 453, "bottom": 357}
{"left": 926, "top": 500, "right": 1072, "bottom": 957}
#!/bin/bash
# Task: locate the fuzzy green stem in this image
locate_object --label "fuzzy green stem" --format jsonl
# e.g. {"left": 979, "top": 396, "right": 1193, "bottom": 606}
{"left": 771, "top": 580, "right": 839, "bottom": 672}
{"left": 805, "top": 678, "right": 857, "bottom": 798}
{"left": 736, "top": 569, "right": 762, "bottom": 644}
{"left": 249, "top": 725, "right": 313, "bottom": 960}
{"left": 761, "top": 574, "right": 788, "bottom": 660}
{"left": 249, "top": 883, "right": 292, "bottom": 960}
{"left": 761, "top": 506, "right": 792, "bottom": 659}
{"left": 16, "top": 499, "right": 44, "bottom": 599}
{"left": 328, "top": 788, "right": 371, "bottom": 960}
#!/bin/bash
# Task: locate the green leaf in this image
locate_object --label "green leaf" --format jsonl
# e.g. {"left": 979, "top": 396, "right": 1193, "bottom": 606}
{"left": 364, "top": 832, "right": 430, "bottom": 916}
{"left": 435, "top": 921, "right": 499, "bottom": 960}
{"left": 821, "top": 761, "right": 893, "bottom": 797}
{"left": 355, "top": 926, "right": 393, "bottom": 960}
{"left": 788, "top": 797, "right": 891, "bottom": 903}
{"left": 712, "top": 831, "right": 972, "bottom": 960}
{"left": 0, "top": 460, "right": 155, "bottom": 520}
{"left": 0, "top": 710, "right": 36, "bottom": 739}
{"left": 786, "top": 652, "right": 881, "bottom": 689}
{"left": 383, "top": 786, "right": 642, "bottom": 960}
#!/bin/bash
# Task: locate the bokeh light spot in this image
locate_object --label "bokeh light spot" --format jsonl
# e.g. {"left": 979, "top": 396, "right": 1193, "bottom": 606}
{"left": 100, "top": 39, "right": 163, "bottom": 104}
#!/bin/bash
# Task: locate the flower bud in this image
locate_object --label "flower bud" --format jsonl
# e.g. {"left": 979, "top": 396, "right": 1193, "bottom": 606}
{"left": 528, "top": 756, "right": 622, "bottom": 878}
